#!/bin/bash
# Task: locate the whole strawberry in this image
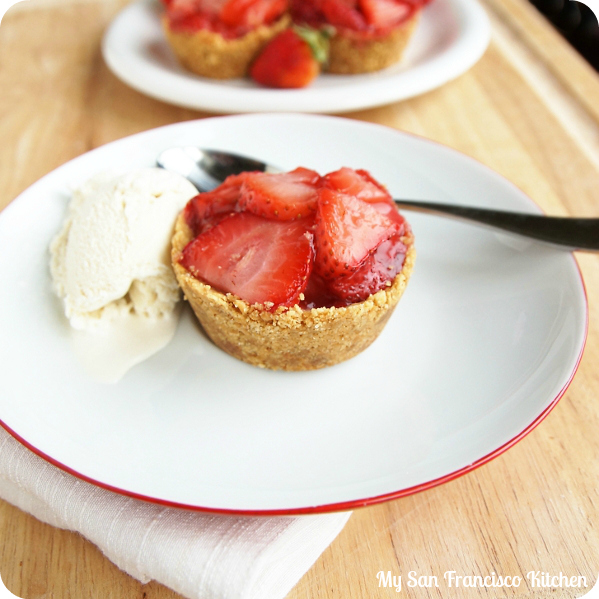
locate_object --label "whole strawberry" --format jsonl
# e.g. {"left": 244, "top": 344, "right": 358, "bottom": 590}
{"left": 250, "top": 26, "right": 329, "bottom": 88}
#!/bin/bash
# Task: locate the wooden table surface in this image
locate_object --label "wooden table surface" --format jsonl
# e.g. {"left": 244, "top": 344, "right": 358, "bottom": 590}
{"left": 1, "top": 0, "right": 599, "bottom": 597}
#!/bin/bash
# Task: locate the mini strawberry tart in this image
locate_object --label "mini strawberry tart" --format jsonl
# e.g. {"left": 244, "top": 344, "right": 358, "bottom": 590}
{"left": 161, "top": 0, "right": 290, "bottom": 79}
{"left": 290, "top": 0, "right": 430, "bottom": 74}
{"left": 171, "top": 167, "right": 415, "bottom": 371}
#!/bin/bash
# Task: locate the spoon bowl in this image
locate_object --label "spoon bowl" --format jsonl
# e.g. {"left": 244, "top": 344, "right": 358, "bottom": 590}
{"left": 157, "top": 146, "right": 599, "bottom": 251}
{"left": 157, "top": 146, "right": 281, "bottom": 192}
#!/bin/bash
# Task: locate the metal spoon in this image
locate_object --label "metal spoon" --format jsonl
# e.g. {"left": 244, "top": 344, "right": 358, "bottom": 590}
{"left": 157, "top": 146, "right": 599, "bottom": 251}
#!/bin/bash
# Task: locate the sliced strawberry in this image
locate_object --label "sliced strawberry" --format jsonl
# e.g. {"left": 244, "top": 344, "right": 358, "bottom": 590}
{"left": 321, "top": 0, "right": 367, "bottom": 31}
{"left": 314, "top": 188, "right": 400, "bottom": 279}
{"left": 249, "top": 27, "right": 328, "bottom": 88}
{"left": 166, "top": 0, "right": 209, "bottom": 18}
{"left": 321, "top": 0, "right": 367, "bottom": 30}
{"left": 288, "top": 0, "right": 325, "bottom": 27}
{"left": 200, "top": 0, "right": 230, "bottom": 12}
{"left": 183, "top": 173, "right": 248, "bottom": 236}
{"left": 239, "top": 167, "right": 321, "bottom": 220}
{"left": 167, "top": 0, "right": 198, "bottom": 13}
{"left": 359, "top": 0, "right": 414, "bottom": 29}
{"left": 289, "top": 0, "right": 366, "bottom": 31}
{"left": 166, "top": 0, "right": 286, "bottom": 35}
{"left": 220, "top": 0, "right": 288, "bottom": 28}
{"left": 180, "top": 212, "right": 315, "bottom": 308}
{"left": 168, "top": 11, "right": 216, "bottom": 32}
{"left": 328, "top": 233, "right": 407, "bottom": 302}
{"left": 324, "top": 167, "right": 391, "bottom": 203}
{"left": 323, "top": 167, "right": 406, "bottom": 229}
{"left": 370, "top": 200, "right": 406, "bottom": 230}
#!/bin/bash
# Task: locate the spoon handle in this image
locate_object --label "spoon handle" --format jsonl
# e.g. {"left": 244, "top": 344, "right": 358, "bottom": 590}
{"left": 394, "top": 200, "right": 599, "bottom": 251}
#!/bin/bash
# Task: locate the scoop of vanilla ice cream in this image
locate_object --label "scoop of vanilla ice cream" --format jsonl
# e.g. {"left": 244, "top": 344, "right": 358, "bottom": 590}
{"left": 50, "top": 168, "right": 197, "bottom": 331}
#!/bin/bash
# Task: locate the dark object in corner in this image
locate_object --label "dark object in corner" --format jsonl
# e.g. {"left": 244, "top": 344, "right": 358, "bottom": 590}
{"left": 531, "top": 0, "right": 599, "bottom": 70}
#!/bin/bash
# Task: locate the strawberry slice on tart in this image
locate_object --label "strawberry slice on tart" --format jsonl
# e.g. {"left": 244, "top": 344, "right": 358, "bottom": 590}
{"left": 239, "top": 167, "right": 321, "bottom": 218}
{"left": 165, "top": 0, "right": 287, "bottom": 35}
{"left": 220, "top": 0, "right": 289, "bottom": 29}
{"left": 324, "top": 167, "right": 392, "bottom": 203}
{"left": 328, "top": 232, "right": 408, "bottom": 303}
{"left": 290, "top": 0, "right": 430, "bottom": 74}
{"left": 359, "top": 0, "right": 414, "bottom": 30}
{"left": 290, "top": 0, "right": 421, "bottom": 34}
{"left": 320, "top": 0, "right": 368, "bottom": 31}
{"left": 290, "top": 0, "right": 365, "bottom": 31}
{"left": 180, "top": 211, "right": 314, "bottom": 307}
{"left": 162, "top": 0, "right": 291, "bottom": 79}
{"left": 314, "top": 187, "right": 400, "bottom": 279}
{"left": 323, "top": 167, "right": 406, "bottom": 229}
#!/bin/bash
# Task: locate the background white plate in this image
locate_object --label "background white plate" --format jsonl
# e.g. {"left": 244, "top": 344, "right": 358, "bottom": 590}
{"left": 101, "top": 0, "right": 491, "bottom": 114}
{"left": 0, "top": 115, "right": 587, "bottom": 514}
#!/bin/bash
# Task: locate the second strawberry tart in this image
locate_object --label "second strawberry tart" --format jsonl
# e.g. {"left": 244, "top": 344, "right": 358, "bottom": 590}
{"left": 171, "top": 167, "right": 415, "bottom": 371}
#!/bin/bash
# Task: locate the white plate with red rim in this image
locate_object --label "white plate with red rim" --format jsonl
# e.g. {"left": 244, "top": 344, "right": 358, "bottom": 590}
{"left": 0, "top": 114, "right": 587, "bottom": 514}
{"left": 101, "top": 0, "right": 491, "bottom": 114}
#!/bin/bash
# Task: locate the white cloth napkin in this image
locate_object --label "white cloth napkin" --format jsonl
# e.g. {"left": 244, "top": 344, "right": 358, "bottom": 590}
{"left": 0, "top": 427, "right": 351, "bottom": 599}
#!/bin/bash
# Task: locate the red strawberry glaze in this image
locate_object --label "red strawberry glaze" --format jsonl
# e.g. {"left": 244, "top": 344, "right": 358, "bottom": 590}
{"left": 165, "top": 0, "right": 288, "bottom": 39}
{"left": 328, "top": 233, "right": 407, "bottom": 303}
{"left": 321, "top": 0, "right": 367, "bottom": 31}
{"left": 240, "top": 168, "right": 321, "bottom": 219}
{"left": 289, "top": 0, "right": 429, "bottom": 38}
{"left": 360, "top": 0, "right": 413, "bottom": 29}
{"left": 314, "top": 188, "right": 400, "bottom": 279}
{"left": 180, "top": 167, "right": 410, "bottom": 309}
{"left": 300, "top": 271, "right": 347, "bottom": 309}
{"left": 221, "top": 0, "right": 288, "bottom": 29}
{"left": 323, "top": 167, "right": 406, "bottom": 229}
{"left": 324, "top": 167, "right": 391, "bottom": 203}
